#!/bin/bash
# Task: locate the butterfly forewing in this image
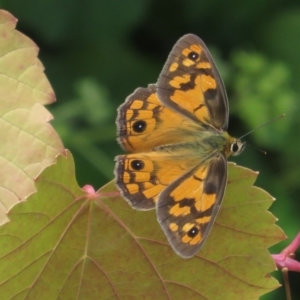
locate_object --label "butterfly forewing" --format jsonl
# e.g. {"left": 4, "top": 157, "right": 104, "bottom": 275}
{"left": 157, "top": 34, "right": 229, "bottom": 131}
{"left": 157, "top": 155, "right": 227, "bottom": 258}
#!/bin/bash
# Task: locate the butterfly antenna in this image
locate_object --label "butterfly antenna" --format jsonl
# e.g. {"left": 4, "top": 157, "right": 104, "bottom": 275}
{"left": 239, "top": 114, "right": 285, "bottom": 140}
{"left": 245, "top": 143, "right": 267, "bottom": 155}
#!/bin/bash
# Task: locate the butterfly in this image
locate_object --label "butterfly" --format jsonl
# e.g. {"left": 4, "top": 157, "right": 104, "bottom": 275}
{"left": 114, "top": 34, "right": 245, "bottom": 258}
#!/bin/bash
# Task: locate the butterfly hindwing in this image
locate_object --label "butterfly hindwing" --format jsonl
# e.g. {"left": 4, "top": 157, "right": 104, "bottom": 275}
{"left": 157, "top": 155, "right": 227, "bottom": 258}
{"left": 117, "top": 84, "right": 198, "bottom": 152}
{"left": 115, "top": 152, "right": 200, "bottom": 210}
{"left": 157, "top": 34, "right": 228, "bottom": 131}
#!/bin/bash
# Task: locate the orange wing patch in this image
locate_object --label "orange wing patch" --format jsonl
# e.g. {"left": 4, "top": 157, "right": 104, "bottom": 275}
{"left": 169, "top": 78, "right": 211, "bottom": 126}
{"left": 115, "top": 152, "right": 199, "bottom": 210}
{"left": 117, "top": 84, "right": 199, "bottom": 153}
{"left": 169, "top": 62, "right": 179, "bottom": 72}
{"left": 169, "top": 74, "right": 191, "bottom": 89}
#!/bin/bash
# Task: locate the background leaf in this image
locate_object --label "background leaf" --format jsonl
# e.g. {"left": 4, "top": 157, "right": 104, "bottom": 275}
{"left": 0, "top": 153, "right": 285, "bottom": 299}
{"left": 0, "top": 10, "right": 64, "bottom": 225}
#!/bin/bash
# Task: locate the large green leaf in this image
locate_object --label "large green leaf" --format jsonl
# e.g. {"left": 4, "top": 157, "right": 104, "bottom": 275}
{"left": 0, "top": 153, "right": 285, "bottom": 299}
{"left": 0, "top": 10, "right": 65, "bottom": 224}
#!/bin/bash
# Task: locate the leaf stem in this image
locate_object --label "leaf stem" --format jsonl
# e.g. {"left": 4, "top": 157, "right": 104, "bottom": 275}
{"left": 282, "top": 268, "right": 291, "bottom": 300}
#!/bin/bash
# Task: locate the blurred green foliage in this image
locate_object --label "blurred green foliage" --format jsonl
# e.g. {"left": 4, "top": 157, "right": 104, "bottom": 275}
{"left": 0, "top": 0, "right": 299, "bottom": 298}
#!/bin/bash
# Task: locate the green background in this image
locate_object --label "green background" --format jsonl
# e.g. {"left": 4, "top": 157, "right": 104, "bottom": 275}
{"left": 1, "top": 1, "right": 299, "bottom": 299}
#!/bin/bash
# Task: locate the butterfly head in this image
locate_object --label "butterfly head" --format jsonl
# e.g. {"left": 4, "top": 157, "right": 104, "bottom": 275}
{"left": 230, "top": 139, "right": 245, "bottom": 156}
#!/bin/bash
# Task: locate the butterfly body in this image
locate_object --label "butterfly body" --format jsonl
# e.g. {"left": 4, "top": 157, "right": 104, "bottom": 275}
{"left": 115, "top": 34, "right": 244, "bottom": 258}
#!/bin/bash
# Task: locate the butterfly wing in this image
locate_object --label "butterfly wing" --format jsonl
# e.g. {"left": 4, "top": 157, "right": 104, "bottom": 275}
{"left": 157, "top": 34, "right": 228, "bottom": 131}
{"left": 115, "top": 151, "right": 201, "bottom": 210}
{"left": 157, "top": 155, "right": 227, "bottom": 258}
{"left": 117, "top": 84, "right": 199, "bottom": 152}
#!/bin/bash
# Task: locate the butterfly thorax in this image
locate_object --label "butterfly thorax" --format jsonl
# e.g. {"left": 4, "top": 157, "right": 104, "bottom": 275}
{"left": 153, "top": 131, "right": 244, "bottom": 161}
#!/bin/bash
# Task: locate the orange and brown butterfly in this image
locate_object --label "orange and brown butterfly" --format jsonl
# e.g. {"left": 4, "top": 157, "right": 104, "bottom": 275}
{"left": 114, "top": 34, "right": 245, "bottom": 258}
